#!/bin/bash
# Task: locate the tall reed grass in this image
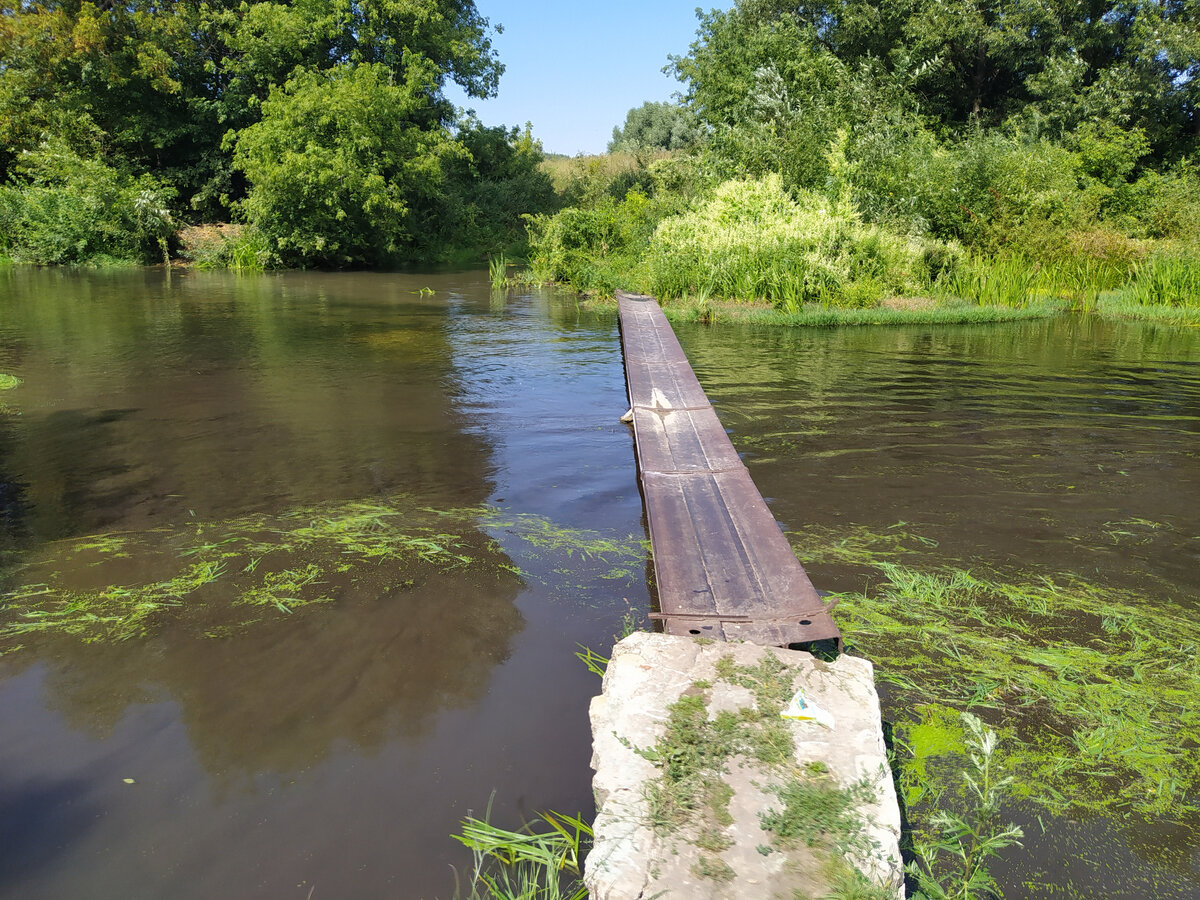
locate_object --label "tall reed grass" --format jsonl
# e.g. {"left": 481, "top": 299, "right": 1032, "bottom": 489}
{"left": 488, "top": 253, "right": 509, "bottom": 289}
{"left": 936, "top": 254, "right": 1132, "bottom": 310}
{"left": 453, "top": 807, "right": 590, "bottom": 900}
{"left": 1122, "top": 253, "right": 1200, "bottom": 307}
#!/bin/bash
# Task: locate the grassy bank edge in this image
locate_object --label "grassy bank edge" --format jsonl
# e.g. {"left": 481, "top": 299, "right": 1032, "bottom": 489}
{"left": 1097, "top": 297, "right": 1200, "bottom": 325}
{"left": 574, "top": 291, "right": 1200, "bottom": 327}
{"left": 579, "top": 294, "right": 1065, "bottom": 326}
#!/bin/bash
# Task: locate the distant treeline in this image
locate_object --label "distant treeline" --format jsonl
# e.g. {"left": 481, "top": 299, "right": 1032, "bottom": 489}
{"left": 531, "top": 0, "right": 1200, "bottom": 313}
{"left": 0, "top": 0, "right": 558, "bottom": 267}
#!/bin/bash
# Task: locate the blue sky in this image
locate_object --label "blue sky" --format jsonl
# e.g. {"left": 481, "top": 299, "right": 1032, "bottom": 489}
{"left": 446, "top": 1, "right": 716, "bottom": 156}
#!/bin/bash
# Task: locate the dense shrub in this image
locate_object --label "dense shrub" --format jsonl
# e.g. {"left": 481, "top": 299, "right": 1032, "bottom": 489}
{"left": 232, "top": 63, "right": 465, "bottom": 268}
{"left": 525, "top": 190, "right": 661, "bottom": 293}
{"left": 0, "top": 140, "right": 174, "bottom": 265}
{"left": 440, "top": 121, "right": 559, "bottom": 256}
{"left": 644, "top": 175, "right": 952, "bottom": 308}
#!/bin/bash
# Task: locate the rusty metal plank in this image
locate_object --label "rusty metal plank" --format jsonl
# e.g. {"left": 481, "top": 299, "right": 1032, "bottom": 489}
{"left": 632, "top": 405, "right": 744, "bottom": 475}
{"left": 655, "top": 615, "right": 841, "bottom": 647}
{"left": 641, "top": 470, "right": 826, "bottom": 619}
{"left": 619, "top": 294, "right": 710, "bottom": 411}
{"left": 616, "top": 291, "right": 841, "bottom": 649}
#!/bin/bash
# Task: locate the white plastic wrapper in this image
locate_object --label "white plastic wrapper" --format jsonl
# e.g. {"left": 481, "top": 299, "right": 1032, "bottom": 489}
{"left": 780, "top": 688, "right": 835, "bottom": 729}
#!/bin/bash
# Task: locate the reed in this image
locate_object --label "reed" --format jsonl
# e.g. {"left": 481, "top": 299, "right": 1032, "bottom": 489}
{"left": 452, "top": 805, "right": 591, "bottom": 900}
{"left": 1122, "top": 252, "right": 1200, "bottom": 308}
{"left": 488, "top": 253, "right": 509, "bottom": 289}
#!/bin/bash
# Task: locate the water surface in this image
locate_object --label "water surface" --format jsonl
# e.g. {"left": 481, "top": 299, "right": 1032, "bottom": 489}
{"left": 2, "top": 271, "right": 1198, "bottom": 898}
{"left": 0, "top": 269, "right": 646, "bottom": 899}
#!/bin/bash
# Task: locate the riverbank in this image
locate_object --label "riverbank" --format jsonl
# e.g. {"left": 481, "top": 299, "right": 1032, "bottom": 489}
{"left": 576, "top": 291, "right": 1200, "bottom": 327}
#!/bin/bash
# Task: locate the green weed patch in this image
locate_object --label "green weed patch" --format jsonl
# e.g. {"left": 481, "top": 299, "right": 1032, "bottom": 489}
{"left": 788, "top": 527, "right": 1200, "bottom": 821}
{"left": 0, "top": 499, "right": 647, "bottom": 652}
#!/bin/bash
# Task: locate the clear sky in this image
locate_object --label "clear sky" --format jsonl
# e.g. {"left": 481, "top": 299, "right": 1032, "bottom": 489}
{"left": 445, "top": 1, "right": 717, "bottom": 156}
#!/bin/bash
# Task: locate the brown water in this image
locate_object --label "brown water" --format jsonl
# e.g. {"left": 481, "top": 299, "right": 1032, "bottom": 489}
{"left": 676, "top": 319, "right": 1200, "bottom": 898}
{"left": 1, "top": 270, "right": 1198, "bottom": 898}
{"left": 0, "top": 269, "right": 648, "bottom": 899}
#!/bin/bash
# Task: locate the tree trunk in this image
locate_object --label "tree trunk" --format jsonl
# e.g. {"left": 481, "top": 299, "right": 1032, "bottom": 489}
{"left": 972, "top": 38, "right": 987, "bottom": 117}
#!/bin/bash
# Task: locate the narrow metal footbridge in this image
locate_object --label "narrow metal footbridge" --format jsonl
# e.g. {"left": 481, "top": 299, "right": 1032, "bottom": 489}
{"left": 617, "top": 291, "right": 841, "bottom": 649}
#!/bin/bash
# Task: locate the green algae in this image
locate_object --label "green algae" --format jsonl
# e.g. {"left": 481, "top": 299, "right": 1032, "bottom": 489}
{"left": 0, "top": 373, "right": 19, "bottom": 413}
{"left": 0, "top": 497, "right": 648, "bottom": 653}
{"left": 787, "top": 526, "right": 1200, "bottom": 823}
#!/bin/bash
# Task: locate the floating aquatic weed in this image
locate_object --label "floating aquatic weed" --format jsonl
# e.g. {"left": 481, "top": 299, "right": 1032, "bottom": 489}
{"left": 786, "top": 522, "right": 940, "bottom": 568}
{"left": 237, "top": 564, "right": 331, "bottom": 613}
{"left": 0, "top": 373, "right": 20, "bottom": 414}
{"left": 505, "top": 516, "right": 648, "bottom": 564}
{"left": 786, "top": 524, "right": 1200, "bottom": 819}
{"left": 0, "top": 497, "right": 500, "bottom": 650}
{"left": 0, "top": 497, "right": 649, "bottom": 651}
{"left": 826, "top": 559, "right": 1200, "bottom": 820}
{"left": 478, "top": 512, "right": 649, "bottom": 597}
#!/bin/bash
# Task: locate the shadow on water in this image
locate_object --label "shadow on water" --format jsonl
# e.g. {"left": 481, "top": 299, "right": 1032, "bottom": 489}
{"left": 5, "top": 560, "right": 525, "bottom": 776}
{"left": 0, "top": 773, "right": 98, "bottom": 890}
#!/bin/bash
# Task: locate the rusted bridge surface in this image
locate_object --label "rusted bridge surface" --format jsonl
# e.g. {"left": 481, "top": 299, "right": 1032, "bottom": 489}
{"left": 617, "top": 291, "right": 841, "bottom": 649}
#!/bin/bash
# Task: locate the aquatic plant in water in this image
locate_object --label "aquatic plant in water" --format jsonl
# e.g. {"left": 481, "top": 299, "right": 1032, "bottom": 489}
{"left": 0, "top": 373, "right": 19, "bottom": 413}
{"left": 907, "top": 713, "right": 1024, "bottom": 900}
{"left": 0, "top": 498, "right": 648, "bottom": 652}
{"left": 452, "top": 805, "right": 591, "bottom": 900}
{"left": 786, "top": 525, "right": 1200, "bottom": 822}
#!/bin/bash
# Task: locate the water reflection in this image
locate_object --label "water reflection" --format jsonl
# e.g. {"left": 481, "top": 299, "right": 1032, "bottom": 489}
{"left": 0, "top": 269, "right": 639, "bottom": 899}
{"left": 0, "top": 269, "right": 498, "bottom": 542}
{"left": 677, "top": 318, "right": 1200, "bottom": 597}
{"left": 8, "top": 563, "right": 523, "bottom": 776}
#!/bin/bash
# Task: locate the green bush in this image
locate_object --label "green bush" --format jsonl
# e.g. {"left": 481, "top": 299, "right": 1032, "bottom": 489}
{"left": 905, "top": 132, "right": 1094, "bottom": 252}
{"left": 232, "top": 63, "right": 465, "bottom": 268}
{"left": 0, "top": 140, "right": 174, "bottom": 265}
{"left": 1111, "top": 163, "right": 1200, "bottom": 242}
{"left": 525, "top": 189, "right": 660, "bottom": 293}
{"left": 441, "top": 120, "right": 559, "bottom": 257}
{"left": 643, "top": 175, "right": 943, "bottom": 308}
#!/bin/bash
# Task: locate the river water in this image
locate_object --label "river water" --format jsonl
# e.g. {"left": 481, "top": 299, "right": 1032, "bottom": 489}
{"left": 0, "top": 269, "right": 1197, "bottom": 898}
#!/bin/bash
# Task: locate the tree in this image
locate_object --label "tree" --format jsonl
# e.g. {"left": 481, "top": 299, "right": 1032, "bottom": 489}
{"left": 670, "top": 0, "right": 1199, "bottom": 159}
{"left": 0, "top": 0, "right": 504, "bottom": 218}
{"left": 232, "top": 64, "right": 466, "bottom": 267}
{"left": 609, "top": 102, "right": 704, "bottom": 152}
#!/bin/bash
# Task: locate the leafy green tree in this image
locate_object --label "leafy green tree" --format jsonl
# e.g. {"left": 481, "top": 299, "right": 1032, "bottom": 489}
{"left": 609, "top": 102, "right": 704, "bottom": 152}
{"left": 672, "top": 0, "right": 1199, "bottom": 158}
{"left": 232, "top": 63, "right": 467, "bottom": 267}
{"left": 0, "top": 0, "right": 221, "bottom": 207}
{"left": 0, "top": 0, "right": 503, "bottom": 219}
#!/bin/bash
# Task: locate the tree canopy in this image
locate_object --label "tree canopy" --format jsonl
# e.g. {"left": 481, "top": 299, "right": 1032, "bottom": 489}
{"left": 609, "top": 101, "right": 704, "bottom": 152}
{"left": 0, "top": 0, "right": 522, "bottom": 264}
{"left": 671, "top": 0, "right": 1199, "bottom": 158}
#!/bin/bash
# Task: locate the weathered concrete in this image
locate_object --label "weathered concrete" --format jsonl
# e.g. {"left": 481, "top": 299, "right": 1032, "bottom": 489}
{"left": 587, "top": 632, "right": 903, "bottom": 899}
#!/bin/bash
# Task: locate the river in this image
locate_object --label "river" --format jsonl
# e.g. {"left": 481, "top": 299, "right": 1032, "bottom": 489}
{"left": 1, "top": 268, "right": 1197, "bottom": 898}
